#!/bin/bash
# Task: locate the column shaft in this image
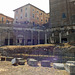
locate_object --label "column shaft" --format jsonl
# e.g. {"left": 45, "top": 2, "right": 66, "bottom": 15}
{"left": 31, "top": 30, "right": 33, "bottom": 45}
{"left": 38, "top": 31, "right": 40, "bottom": 44}
{"left": 24, "top": 30, "right": 26, "bottom": 45}
{"left": 45, "top": 31, "right": 47, "bottom": 44}
{"left": 8, "top": 32, "right": 10, "bottom": 45}
{"left": 59, "top": 33, "right": 61, "bottom": 43}
{"left": 0, "top": 33, "right": 1, "bottom": 46}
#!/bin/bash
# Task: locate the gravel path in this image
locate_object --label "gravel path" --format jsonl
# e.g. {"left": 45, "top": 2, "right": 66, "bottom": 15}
{"left": 0, "top": 61, "right": 69, "bottom": 75}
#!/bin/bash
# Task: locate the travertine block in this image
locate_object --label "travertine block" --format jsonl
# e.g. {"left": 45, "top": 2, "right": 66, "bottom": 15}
{"left": 53, "top": 63, "right": 64, "bottom": 70}
{"left": 41, "top": 60, "right": 50, "bottom": 67}
{"left": 27, "top": 58, "right": 38, "bottom": 66}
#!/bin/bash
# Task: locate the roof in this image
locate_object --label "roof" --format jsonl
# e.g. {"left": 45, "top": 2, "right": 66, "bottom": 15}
{"left": 13, "top": 3, "right": 45, "bottom": 13}
{"left": 0, "top": 13, "right": 14, "bottom": 20}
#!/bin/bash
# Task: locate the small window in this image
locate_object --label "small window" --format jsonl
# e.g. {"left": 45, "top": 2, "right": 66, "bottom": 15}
{"left": 6, "top": 20, "right": 9, "bottom": 23}
{"left": 46, "top": 20, "right": 47, "bottom": 22}
{"left": 25, "top": 8, "right": 27, "bottom": 10}
{"left": 21, "top": 16, "right": 22, "bottom": 19}
{"left": 2, "top": 17, "right": 4, "bottom": 22}
{"left": 41, "top": 19, "right": 43, "bottom": 22}
{"left": 33, "top": 14, "right": 34, "bottom": 18}
{"left": 37, "top": 17, "right": 39, "bottom": 20}
{"left": 21, "top": 9, "right": 22, "bottom": 12}
{"left": 16, "top": 16, "right": 18, "bottom": 20}
{"left": 33, "top": 22, "right": 35, "bottom": 25}
{"left": 41, "top": 13, "right": 42, "bottom": 15}
{"left": 37, "top": 11, "right": 39, "bottom": 13}
{"left": 16, "top": 11, "right": 18, "bottom": 13}
{"left": 20, "top": 14, "right": 22, "bottom": 19}
{"left": 25, "top": 13, "right": 27, "bottom": 17}
{"left": 33, "top": 9, "right": 34, "bottom": 11}
{"left": 62, "top": 13, "right": 66, "bottom": 18}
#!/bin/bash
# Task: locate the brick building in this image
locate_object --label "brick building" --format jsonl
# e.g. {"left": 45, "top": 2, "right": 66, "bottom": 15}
{"left": 49, "top": 0, "right": 75, "bottom": 43}
{"left": 0, "top": 13, "right": 14, "bottom": 24}
{"left": 13, "top": 3, "right": 49, "bottom": 26}
{"left": 50, "top": 0, "right": 75, "bottom": 27}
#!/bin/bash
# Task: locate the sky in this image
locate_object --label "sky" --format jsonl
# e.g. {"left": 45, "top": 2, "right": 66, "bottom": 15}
{"left": 0, "top": 0, "right": 49, "bottom": 18}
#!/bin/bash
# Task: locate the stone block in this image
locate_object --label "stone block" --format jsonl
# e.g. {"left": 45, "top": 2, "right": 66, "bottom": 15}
{"left": 11, "top": 58, "right": 25, "bottom": 65}
{"left": 11, "top": 58, "right": 18, "bottom": 66}
{"left": 65, "top": 62, "right": 75, "bottom": 75}
{"left": 1, "top": 56, "right": 6, "bottom": 61}
{"left": 17, "top": 58, "right": 25, "bottom": 65}
{"left": 53, "top": 63, "right": 65, "bottom": 70}
{"left": 27, "top": 58, "right": 38, "bottom": 66}
{"left": 66, "top": 61, "right": 75, "bottom": 64}
{"left": 6, "top": 57, "right": 13, "bottom": 61}
{"left": 41, "top": 60, "right": 50, "bottom": 67}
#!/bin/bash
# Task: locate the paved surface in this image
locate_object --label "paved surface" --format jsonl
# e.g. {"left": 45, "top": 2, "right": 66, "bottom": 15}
{"left": 0, "top": 61, "right": 69, "bottom": 75}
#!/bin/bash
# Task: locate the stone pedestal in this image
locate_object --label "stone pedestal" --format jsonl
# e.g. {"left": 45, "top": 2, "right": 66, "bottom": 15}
{"left": 53, "top": 63, "right": 64, "bottom": 69}
{"left": 41, "top": 60, "right": 50, "bottom": 67}
{"left": 27, "top": 58, "right": 38, "bottom": 66}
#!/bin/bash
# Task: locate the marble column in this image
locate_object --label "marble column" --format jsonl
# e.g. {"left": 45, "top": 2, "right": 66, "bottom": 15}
{"left": 16, "top": 30, "right": 18, "bottom": 45}
{"left": 8, "top": 31, "right": 10, "bottom": 45}
{"left": 31, "top": 30, "right": 33, "bottom": 45}
{"left": 24, "top": 30, "right": 26, "bottom": 45}
{"left": 59, "top": 32, "right": 61, "bottom": 43}
{"left": 16, "top": 36, "right": 17, "bottom": 45}
{"left": 0, "top": 33, "right": 1, "bottom": 46}
{"left": 45, "top": 31, "right": 47, "bottom": 44}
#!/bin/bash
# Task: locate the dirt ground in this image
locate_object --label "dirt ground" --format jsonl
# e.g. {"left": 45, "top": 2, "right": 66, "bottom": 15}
{"left": 0, "top": 61, "right": 69, "bottom": 75}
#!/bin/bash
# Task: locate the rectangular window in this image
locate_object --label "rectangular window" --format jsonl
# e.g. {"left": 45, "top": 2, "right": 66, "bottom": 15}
{"left": 20, "top": 14, "right": 22, "bottom": 19}
{"left": 32, "top": 14, "right": 34, "bottom": 18}
{"left": 41, "top": 19, "right": 43, "bottom": 22}
{"left": 62, "top": 13, "right": 66, "bottom": 18}
{"left": 25, "top": 8, "right": 27, "bottom": 10}
{"left": 40, "top": 13, "right": 42, "bottom": 15}
{"left": 21, "top": 9, "right": 22, "bottom": 12}
{"left": 37, "top": 17, "right": 39, "bottom": 20}
{"left": 33, "top": 9, "right": 34, "bottom": 11}
{"left": 37, "top": 11, "right": 39, "bottom": 13}
{"left": 2, "top": 17, "right": 4, "bottom": 22}
{"left": 46, "top": 20, "right": 47, "bottom": 22}
{"left": 16, "top": 11, "right": 18, "bottom": 14}
{"left": 16, "top": 16, "right": 18, "bottom": 20}
{"left": 21, "top": 16, "right": 22, "bottom": 19}
{"left": 25, "top": 13, "right": 27, "bottom": 17}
